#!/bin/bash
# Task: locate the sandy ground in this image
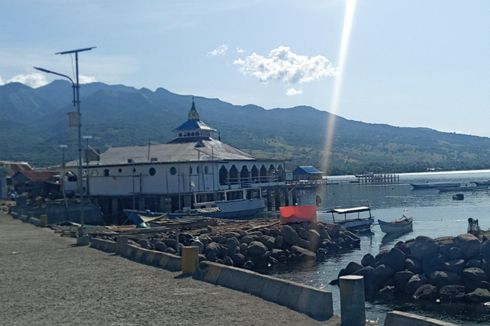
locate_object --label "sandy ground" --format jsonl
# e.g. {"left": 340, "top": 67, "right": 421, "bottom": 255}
{"left": 0, "top": 210, "right": 339, "bottom": 326}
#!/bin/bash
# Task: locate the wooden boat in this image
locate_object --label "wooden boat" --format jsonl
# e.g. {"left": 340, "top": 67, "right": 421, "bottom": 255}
{"left": 452, "top": 193, "right": 464, "bottom": 200}
{"left": 378, "top": 216, "right": 413, "bottom": 234}
{"left": 438, "top": 184, "right": 488, "bottom": 193}
{"left": 123, "top": 209, "right": 167, "bottom": 228}
{"left": 410, "top": 182, "right": 460, "bottom": 190}
{"left": 323, "top": 206, "right": 374, "bottom": 233}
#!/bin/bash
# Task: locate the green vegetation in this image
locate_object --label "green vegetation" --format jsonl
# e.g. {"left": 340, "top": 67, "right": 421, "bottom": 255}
{"left": 1, "top": 81, "right": 490, "bottom": 174}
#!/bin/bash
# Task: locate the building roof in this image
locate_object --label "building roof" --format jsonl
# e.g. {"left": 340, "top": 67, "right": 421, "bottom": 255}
{"left": 68, "top": 138, "right": 256, "bottom": 167}
{"left": 173, "top": 99, "right": 217, "bottom": 132}
{"left": 293, "top": 166, "right": 323, "bottom": 175}
{"left": 173, "top": 119, "right": 216, "bottom": 132}
{"left": 12, "top": 170, "right": 59, "bottom": 183}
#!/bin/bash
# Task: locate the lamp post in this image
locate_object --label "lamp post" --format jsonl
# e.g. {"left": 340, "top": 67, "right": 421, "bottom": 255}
{"left": 34, "top": 46, "right": 95, "bottom": 241}
{"left": 83, "top": 135, "right": 93, "bottom": 196}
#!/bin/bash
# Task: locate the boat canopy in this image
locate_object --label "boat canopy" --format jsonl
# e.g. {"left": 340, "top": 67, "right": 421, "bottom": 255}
{"left": 327, "top": 206, "right": 371, "bottom": 214}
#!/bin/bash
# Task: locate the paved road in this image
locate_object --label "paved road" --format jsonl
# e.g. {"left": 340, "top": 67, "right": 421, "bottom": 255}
{"left": 0, "top": 210, "right": 338, "bottom": 325}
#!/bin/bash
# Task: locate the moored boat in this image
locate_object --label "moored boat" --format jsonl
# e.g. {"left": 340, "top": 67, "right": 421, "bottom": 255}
{"left": 322, "top": 206, "right": 374, "bottom": 233}
{"left": 410, "top": 182, "right": 460, "bottom": 190}
{"left": 474, "top": 180, "right": 490, "bottom": 186}
{"left": 378, "top": 216, "right": 413, "bottom": 234}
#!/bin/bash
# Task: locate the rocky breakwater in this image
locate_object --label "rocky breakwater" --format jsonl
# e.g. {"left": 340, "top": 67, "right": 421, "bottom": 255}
{"left": 334, "top": 233, "right": 490, "bottom": 306}
{"left": 134, "top": 221, "right": 360, "bottom": 270}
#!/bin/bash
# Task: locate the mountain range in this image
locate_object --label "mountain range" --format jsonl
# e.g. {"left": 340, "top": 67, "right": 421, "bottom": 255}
{"left": 1, "top": 80, "right": 489, "bottom": 174}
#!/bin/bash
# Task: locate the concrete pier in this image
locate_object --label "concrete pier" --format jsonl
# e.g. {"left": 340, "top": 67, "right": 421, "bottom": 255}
{"left": 339, "top": 275, "right": 365, "bottom": 326}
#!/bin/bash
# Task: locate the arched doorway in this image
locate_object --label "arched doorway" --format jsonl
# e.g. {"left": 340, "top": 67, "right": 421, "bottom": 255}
{"left": 251, "top": 165, "right": 259, "bottom": 183}
{"left": 229, "top": 165, "right": 239, "bottom": 184}
{"left": 240, "top": 166, "right": 250, "bottom": 186}
{"left": 260, "top": 165, "right": 268, "bottom": 183}
{"left": 219, "top": 166, "right": 228, "bottom": 185}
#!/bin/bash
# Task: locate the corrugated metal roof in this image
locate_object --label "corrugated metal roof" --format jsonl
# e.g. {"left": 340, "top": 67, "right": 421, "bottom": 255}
{"left": 293, "top": 166, "right": 323, "bottom": 174}
{"left": 173, "top": 119, "right": 216, "bottom": 132}
{"left": 69, "top": 139, "right": 256, "bottom": 167}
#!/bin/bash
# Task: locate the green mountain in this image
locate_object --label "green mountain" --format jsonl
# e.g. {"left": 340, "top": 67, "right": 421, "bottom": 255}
{"left": 1, "top": 80, "right": 489, "bottom": 174}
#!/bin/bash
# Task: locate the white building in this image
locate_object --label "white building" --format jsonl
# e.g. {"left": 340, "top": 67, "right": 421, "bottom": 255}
{"left": 67, "top": 100, "right": 288, "bottom": 220}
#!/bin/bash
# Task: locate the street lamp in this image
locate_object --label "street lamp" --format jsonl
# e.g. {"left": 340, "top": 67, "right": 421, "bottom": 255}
{"left": 34, "top": 46, "right": 95, "bottom": 242}
{"left": 83, "top": 135, "right": 93, "bottom": 196}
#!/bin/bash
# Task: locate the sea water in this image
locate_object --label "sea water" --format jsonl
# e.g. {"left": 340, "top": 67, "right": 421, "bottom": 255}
{"left": 274, "top": 169, "right": 490, "bottom": 325}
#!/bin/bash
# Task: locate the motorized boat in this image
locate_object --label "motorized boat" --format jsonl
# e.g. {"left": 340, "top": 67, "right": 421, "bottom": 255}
{"left": 378, "top": 215, "right": 413, "bottom": 234}
{"left": 321, "top": 206, "right": 374, "bottom": 233}
{"left": 452, "top": 193, "right": 464, "bottom": 200}
{"left": 474, "top": 180, "right": 490, "bottom": 187}
{"left": 123, "top": 209, "right": 167, "bottom": 228}
{"left": 410, "top": 182, "right": 460, "bottom": 190}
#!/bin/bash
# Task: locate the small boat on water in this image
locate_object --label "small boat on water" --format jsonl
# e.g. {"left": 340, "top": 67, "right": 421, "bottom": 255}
{"left": 322, "top": 206, "right": 374, "bottom": 233}
{"left": 452, "top": 193, "right": 464, "bottom": 200}
{"left": 410, "top": 182, "right": 460, "bottom": 190}
{"left": 474, "top": 180, "right": 490, "bottom": 186}
{"left": 378, "top": 216, "right": 413, "bottom": 234}
{"left": 438, "top": 184, "right": 488, "bottom": 193}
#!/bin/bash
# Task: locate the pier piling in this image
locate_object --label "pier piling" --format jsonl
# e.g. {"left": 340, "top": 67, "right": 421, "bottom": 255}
{"left": 339, "top": 275, "right": 365, "bottom": 326}
{"left": 181, "top": 246, "right": 199, "bottom": 274}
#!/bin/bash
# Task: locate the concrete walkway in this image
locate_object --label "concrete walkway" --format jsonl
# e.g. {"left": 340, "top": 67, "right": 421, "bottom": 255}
{"left": 0, "top": 210, "right": 339, "bottom": 325}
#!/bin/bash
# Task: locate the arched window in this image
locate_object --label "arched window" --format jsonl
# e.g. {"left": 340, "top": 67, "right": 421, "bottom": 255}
{"left": 118, "top": 168, "right": 122, "bottom": 173}
{"left": 277, "top": 165, "right": 285, "bottom": 181}
{"left": 269, "top": 164, "right": 276, "bottom": 181}
{"left": 251, "top": 165, "right": 259, "bottom": 183}
{"left": 170, "top": 167, "right": 177, "bottom": 175}
{"left": 149, "top": 167, "right": 156, "bottom": 176}
{"left": 259, "top": 165, "right": 268, "bottom": 183}
{"left": 219, "top": 166, "right": 228, "bottom": 185}
{"left": 240, "top": 166, "right": 250, "bottom": 185}
{"left": 229, "top": 165, "right": 239, "bottom": 184}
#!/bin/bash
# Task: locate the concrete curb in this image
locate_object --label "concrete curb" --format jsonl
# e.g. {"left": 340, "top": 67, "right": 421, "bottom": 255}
{"left": 196, "top": 261, "right": 333, "bottom": 321}
{"left": 111, "top": 241, "right": 182, "bottom": 272}
{"left": 90, "top": 238, "right": 117, "bottom": 253}
{"left": 384, "top": 311, "right": 459, "bottom": 326}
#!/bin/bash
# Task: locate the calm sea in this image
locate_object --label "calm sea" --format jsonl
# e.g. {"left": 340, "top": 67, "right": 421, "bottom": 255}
{"left": 274, "top": 169, "right": 490, "bottom": 325}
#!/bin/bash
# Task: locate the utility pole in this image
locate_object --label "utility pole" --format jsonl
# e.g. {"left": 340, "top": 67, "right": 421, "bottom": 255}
{"left": 55, "top": 47, "right": 96, "bottom": 238}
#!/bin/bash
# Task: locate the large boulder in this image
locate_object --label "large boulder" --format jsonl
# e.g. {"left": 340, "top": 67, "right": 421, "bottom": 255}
{"left": 226, "top": 236, "right": 240, "bottom": 249}
{"left": 481, "top": 241, "right": 490, "bottom": 262}
{"left": 413, "top": 284, "right": 438, "bottom": 301}
{"left": 454, "top": 233, "right": 481, "bottom": 259}
{"left": 445, "top": 247, "right": 463, "bottom": 260}
{"left": 374, "top": 249, "right": 389, "bottom": 265}
{"left": 406, "top": 274, "right": 428, "bottom": 296}
{"left": 353, "top": 266, "right": 376, "bottom": 300}
{"left": 372, "top": 264, "right": 394, "bottom": 289}
{"left": 281, "top": 225, "right": 309, "bottom": 248}
{"left": 247, "top": 241, "right": 268, "bottom": 257}
{"left": 429, "top": 270, "right": 461, "bottom": 288}
{"left": 307, "top": 229, "right": 321, "bottom": 251}
{"left": 410, "top": 236, "right": 439, "bottom": 261}
{"left": 439, "top": 285, "right": 465, "bottom": 303}
{"left": 443, "top": 259, "right": 465, "bottom": 274}
{"left": 290, "top": 245, "right": 316, "bottom": 261}
{"left": 465, "top": 288, "right": 490, "bottom": 303}
{"left": 154, "top": 241, "right": 168, "bottom": 252}
{"left": 394, "top": 270, "right": 414, "bottom": 293}
{"left": 422, "top": 254, "right": 445, "bottom": 276}
{"left": 230, "top": 253, "right": 245, "bottom": 267}
{"left": 405, "top": 258, "right": 423, "bottom": 274}
{"left": 378, "top": 247, "right": 406, "bottom": 272}
{"left": 466, "top": 259, "right": 483, "bottom": 269}
{"left": 462, "top": 267, "right": 487, "bottom": 282}
{"left": 274, "top": 235, "right": 284, "bottom": 249}
{"left": 378, "top": 285, "right": 396, "bottom": 301}
{"left": 318, "top": 224, "right": 331, "bottom": 241}
{"left": 258, "top": 235, "right": 275, "bottom": 250}
{"left": 361, "top": 253, "right": 375, "bottom": 267}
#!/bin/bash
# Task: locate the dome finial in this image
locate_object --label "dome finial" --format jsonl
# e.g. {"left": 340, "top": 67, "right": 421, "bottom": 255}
{"left": 188, "top": 96, "right": 200, "bottom": 120}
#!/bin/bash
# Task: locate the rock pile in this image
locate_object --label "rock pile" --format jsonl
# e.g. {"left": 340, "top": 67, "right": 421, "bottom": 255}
{"left": 334, "top": 233, "right": 490, "bottom": 304}
{"left": 133, "top": 221, "right": 360, "bottom": 270}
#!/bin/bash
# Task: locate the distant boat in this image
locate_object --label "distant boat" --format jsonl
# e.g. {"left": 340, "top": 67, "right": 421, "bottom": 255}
{"left": 410, "top": 182, "right": 460, "bottom": 190}
{"left": 323, "top": 206, "right": 374, "bottom": 233}
{"left": 438, "top": 184, "right": 488, "bottom": 193}
{"left": 170, "top": 198, "right": 266, "bottom": 219}
{"left": 378, "top": 216, "right": 413, "bottom": 234}
{"left": 474, "top": 180, "right": 490, "bottom": 186}
{"left": 452, "top": 193, "right": 464, "bottom": 200}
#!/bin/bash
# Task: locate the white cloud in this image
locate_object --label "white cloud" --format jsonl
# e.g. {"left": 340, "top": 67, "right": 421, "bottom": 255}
{"left": 234, "top": 45, "right": 336, "bottom": 84}
{"left": 79, "top": 75, "right": 97, "bottom": 84}
{"left": 7, "top": 73, "right": 48, "bottom": 88}
{"left": 236, "top": 47, "right": 245, "bottom": 54}
{"left": 286, "top": 87, "right": 303, "bottom": 96}
{"left": 208, "top": 44, "right": 228, "bottom": 56}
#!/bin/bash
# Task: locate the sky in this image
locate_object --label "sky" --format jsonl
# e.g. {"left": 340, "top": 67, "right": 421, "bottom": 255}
{"left": 1, "top": 0, "right": 489, "bottom": 137}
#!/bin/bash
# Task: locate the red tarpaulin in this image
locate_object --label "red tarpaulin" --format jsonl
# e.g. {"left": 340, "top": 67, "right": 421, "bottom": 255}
{"left": 279, "top": 205, "right": 317, "bottom": 224}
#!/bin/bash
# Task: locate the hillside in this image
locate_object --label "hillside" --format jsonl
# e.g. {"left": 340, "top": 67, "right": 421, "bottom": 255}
{"left": 1, "top": 80, "right": 490, "bottom": 174}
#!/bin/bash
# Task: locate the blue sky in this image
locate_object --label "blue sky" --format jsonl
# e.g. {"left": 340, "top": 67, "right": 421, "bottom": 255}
{"left": 1, "top": 0, "right": 489, "bottom": 136}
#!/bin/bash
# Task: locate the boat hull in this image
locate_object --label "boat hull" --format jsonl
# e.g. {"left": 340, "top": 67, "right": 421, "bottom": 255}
{"left": 378, "top": 218, "right": 413, "bottom": 234}
{"left": 411, "top": 182, "right": 460, "bottom": 190}
{"left": 339, "top": 217, "right": 374, "bottom": 231}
